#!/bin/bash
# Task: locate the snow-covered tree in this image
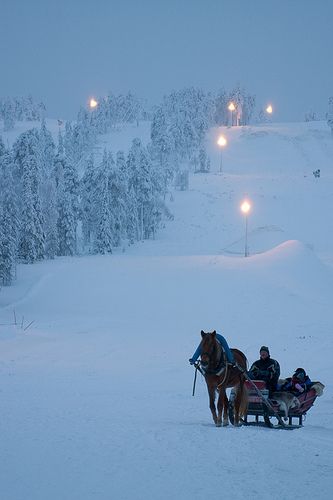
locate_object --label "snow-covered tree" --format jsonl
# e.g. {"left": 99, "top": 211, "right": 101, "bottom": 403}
{"left": 54, "top": 135, "right": 79, "bottom": 255}
{"left": 0, "top": 152, "right": 18, "bottom": 284}
{"left": 57, "top": 188, "right": 76, "bottom": 256}
{"left": 93, "top": 151, "right": 114, "bottom": 254}
{"left": 150, "top": 107, "right": 174, "bottom": 197}
{"left": 13, "top": 128, "right": 40, "bottom": 181}
{"left": 38, "top": 118, "right": 55, "bottom": 175}
{"left": 19, "top": 153, "right": 45, "bottom": 263}
{"left": 107, "top": 151, "right": 129, "bottom": 247}
{"left": 0, "top": 199, "right": 17, "bottom": 285}
{"left": 196, "top": 148, "right": 210, "bottom": 173}
{"left": 127, "top": 138, "right": 163, "bottom": 240}
{"left": 63, "top": 154, "right": 79, "bottom": 222}
{"left": 43, "top": 178, "right": 58, "bottom": 259}
{"left": 214, "top": 89, "right": 229, "bottom": 126}
{"left": 81, "top": 154, "right": 96, "bottom": 250}
{"left": 126, "top": 185, "right": 139, "bottom": 244}
{"left": 13, "top": 130, "right": 45, "bottom": 263}
{"left": 0, "top": 135, "right": 7, "bottom": 162}
{"left": 3, "top": 99, "right": 15, "bottom": 131}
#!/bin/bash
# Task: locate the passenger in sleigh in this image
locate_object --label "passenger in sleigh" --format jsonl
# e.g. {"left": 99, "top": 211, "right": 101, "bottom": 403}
{"left": 248, "top": 346, "right": 280, "bottom": 397}
{"left": 278, "top": 368, "right": 312, "bottom": 395}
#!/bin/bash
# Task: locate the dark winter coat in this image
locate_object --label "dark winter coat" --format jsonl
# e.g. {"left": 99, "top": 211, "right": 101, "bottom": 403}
{"left": 248, "top": 357, "right": 280, "bottom": 391}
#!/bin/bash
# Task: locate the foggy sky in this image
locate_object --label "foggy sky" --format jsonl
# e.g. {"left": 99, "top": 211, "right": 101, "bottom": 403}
{"left": 1, "top": 0, "right": 332, "bottom": 122}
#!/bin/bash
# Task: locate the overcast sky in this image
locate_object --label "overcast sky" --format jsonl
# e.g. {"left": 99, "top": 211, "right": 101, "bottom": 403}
{"left": 1, "top": 0, "right": 332, "bottom": 121}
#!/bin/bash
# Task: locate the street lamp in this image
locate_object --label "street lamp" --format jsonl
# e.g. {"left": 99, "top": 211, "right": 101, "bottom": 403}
{"left": 240, "top": 200, "right": 251, "bottom": 257}
{"left": 89, "top": 98, "right": 98, "bottom": 109}
{"left": 228, "top": 102, "right": 236, "bottom": 126}
{"left": 217, "top": 135, "right": 227, "bottom": 173}
{"left": 266, "top": 104, "right": 273, "bottom": 115}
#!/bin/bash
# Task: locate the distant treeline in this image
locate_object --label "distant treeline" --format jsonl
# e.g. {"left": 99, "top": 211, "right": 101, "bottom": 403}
{"left": 0, "top": 96, "right": 46, "bottom": 131}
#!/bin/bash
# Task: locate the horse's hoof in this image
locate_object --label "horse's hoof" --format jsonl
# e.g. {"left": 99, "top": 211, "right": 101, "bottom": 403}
{"left": 222, "top": 421, "right": 229, "bottom": 427}
{"left": 216, "top": 421, "right": 222, "bottom": 427}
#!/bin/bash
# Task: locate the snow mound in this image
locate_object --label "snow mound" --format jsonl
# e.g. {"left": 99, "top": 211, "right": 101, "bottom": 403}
{"left": 248, "top": 240, "right": 333, "bottom": 299}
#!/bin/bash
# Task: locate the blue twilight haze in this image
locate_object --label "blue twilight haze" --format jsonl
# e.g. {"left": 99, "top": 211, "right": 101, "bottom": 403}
{"left": 0, "top": 0, "right": 332, "bottom": 121}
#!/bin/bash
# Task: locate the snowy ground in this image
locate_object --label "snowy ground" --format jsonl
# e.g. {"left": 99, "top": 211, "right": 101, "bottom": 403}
{"left": 1, "top": 120, "right": 333, "bottom": 499}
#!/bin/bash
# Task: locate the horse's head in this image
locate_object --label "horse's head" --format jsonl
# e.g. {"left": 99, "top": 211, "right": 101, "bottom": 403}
{"left": 200, "top": 330, "right": 218, "bottom": 369}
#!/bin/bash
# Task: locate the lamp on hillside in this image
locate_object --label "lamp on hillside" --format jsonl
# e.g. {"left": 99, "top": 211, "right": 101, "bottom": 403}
{"left": 266, "top": 104, "right": 273, "bottom": 116}
{"left": 89, "top": 98, "right": 98, "bottom": 109}
{"left": 228, "top": 102, "right": 236, "bottom": 126}
{"left": 217, "top": 135, "right": 227, "bottom": 173}
{"left": 240, "top": 200, "right": 251, "bottom": 257}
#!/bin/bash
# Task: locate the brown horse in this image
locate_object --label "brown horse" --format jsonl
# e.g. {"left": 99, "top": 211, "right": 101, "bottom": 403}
{"left": 199, "top": 330, "right": 248, "bottom": 427}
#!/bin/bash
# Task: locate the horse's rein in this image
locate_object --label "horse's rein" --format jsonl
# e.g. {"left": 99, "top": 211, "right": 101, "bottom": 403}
{"left": 217, "top": 349, "right": 229, "bottom": 389}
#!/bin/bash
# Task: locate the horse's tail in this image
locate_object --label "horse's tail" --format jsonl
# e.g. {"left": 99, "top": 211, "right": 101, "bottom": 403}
{"left": 238, "top": 376, "right": 248, "bottom": 419}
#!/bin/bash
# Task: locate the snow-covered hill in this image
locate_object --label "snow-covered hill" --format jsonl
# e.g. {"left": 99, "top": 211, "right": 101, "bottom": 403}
{"left": 0, "top": 120, "right": 332, "bottom": 500}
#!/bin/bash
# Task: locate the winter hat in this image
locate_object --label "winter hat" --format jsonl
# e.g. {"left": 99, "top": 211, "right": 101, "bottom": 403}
{"left": 294, "top": 368, "right": 306, "bottom": 380}
{"left": 260, "top": 346, "right": 270, "bottom": 355}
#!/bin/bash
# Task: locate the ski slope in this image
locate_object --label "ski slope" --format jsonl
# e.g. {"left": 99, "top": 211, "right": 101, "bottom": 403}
{"left": 0, "top": 120, "right": 333, "bottom": 500}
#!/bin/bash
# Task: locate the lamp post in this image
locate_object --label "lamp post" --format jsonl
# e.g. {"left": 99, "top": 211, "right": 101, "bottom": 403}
{"left": 228, "top": 102, "right": 236, "bottom": 126}
{"left": 89, "top": 98, "right": 98, "bottom": 109}
{"left": 240, "top": 200, "right": 251, "bottom": 257}
{"left": 265, "top": 104, "right": 273, "bottom": 123}
{"left": 217, "top": 135, "right": 227, "bottom": 173}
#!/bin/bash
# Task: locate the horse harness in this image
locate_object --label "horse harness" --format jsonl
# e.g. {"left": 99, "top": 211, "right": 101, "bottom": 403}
{"left": 201, "top": 339, "right": 227, "bottom": 377}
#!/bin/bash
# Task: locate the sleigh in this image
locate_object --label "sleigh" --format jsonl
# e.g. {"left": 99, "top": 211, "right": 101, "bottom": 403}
{"left": 229, "top": 380, "right": 323, "bottom": 429}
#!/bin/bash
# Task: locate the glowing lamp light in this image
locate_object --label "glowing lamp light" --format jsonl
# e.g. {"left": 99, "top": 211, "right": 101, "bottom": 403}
{"left": 89, "top": 98, "right": 98, "bottom": 109}
{"left": 217, "top": 135, "right": 227, "bottom": 147}
{"left": 228, "top": 102, "right": 236, "bottom": 111}
{"left": 241, "top": 200, "right": 251, "bottom": 214}
{"left": 266, "top": 104, "right": 273, "bottom": 114}
{"left": 241, "top": 200, "right": 251, "bottom": 257}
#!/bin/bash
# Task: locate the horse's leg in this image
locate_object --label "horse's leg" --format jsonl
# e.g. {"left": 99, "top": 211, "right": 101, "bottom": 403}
{"left": 222, "top": 392, "right": 229, "bottom": 426}
{"left": 216, "top": 387, "right": 229, "bottom": 427}
{"left": 207, "top": 383, "right": 218, "bottom": 425}
{"left": 233, "top": 384, "right": 241, "bottom": 426}
{"left": 216, "top": 388, "right": 225, "bottom": 427}
{"left": 234, "top": 377, "right": 248, "bottom": 426}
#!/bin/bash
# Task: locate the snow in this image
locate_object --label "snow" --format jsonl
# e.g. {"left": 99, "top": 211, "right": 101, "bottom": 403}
{"left": 1, "top": 120, "right": 333, "bottom": 499}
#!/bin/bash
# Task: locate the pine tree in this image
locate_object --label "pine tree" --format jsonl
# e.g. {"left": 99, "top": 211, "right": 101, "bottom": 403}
{"left": 127, "top": 138, "right": 158, "bottom": 240}
{"left": 0, "top": 135, "right": 6, "bottom": 157}
{"left": 19, "top": 154, "right": 45, "bottom": 263}
{"left": 53, "top": 133, "right": 65, "bottom": 189}
{"left": 81, "top": 154, "right": 95, "bottom": 249}
{"left": 38, "top": 118, "right": 55, "bottom": 175}
{"left": 108, "top": 152, "right": 128, "bottom": 247}
{"left": 126, "top": 185, "right": 139, "bottom": 244}
{"left": 0, "top": 156, "right": 18, "bottom": 285}
{"left": 151, "top": 107, "right": 174, "bottom": 195}
{"left": 54, "top": 154, "right": 78, "bottom": 256}
{"left": 115, "top": 150, "right": 130, "bottom": 245}
{"left": 13, "top": 128, "right": 40, "bottom": 181}
{"left": 3, "top": 99, "right": 15, "bottom": 131}
{"left": 57, "top": 188, "right": 76, "bottom": 256}
{"left": 43, "top": 178, "right": 58, "bottom": 259}
{"left": 0, "top": 201, "right": 17, "bottom": 285}
{"left": 63, "top": 154, "right": 79, "bottom": 222}
{"left": 15, "top": 131, "right": 45, "bottom": 263}
{"left": 64, "top": 122, "right": 74, "bottom": 162}
{"left": 93, "top": 151, "right": 113, "bottom": 254}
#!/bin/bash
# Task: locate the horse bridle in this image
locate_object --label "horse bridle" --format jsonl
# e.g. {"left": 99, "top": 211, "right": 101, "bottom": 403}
{"left": 201, "top": 338, "right": 222, "bottom": 370}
